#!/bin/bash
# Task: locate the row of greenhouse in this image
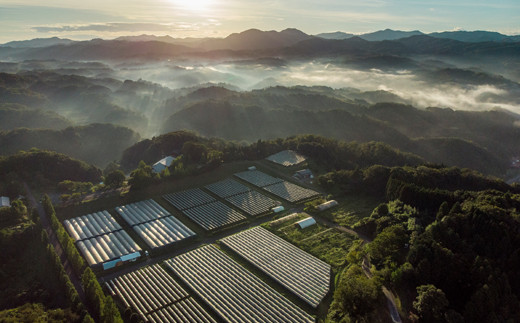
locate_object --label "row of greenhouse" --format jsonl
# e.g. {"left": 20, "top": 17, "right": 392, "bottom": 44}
{"left": 115, "top": 199, "right": 170, "bottom": 226}
{"left": 205, "top": 178, "right": 251, "bottom": 198}
{"left": 77, "top": 230, "right": 141, "bottom": 267}
{"left": 64, "top": 211, "right": 122, "bottom": 241}
{"left": 234, "top": 169, "right": 284, "bottom": 187}
{"left": 106, "top": 264, "right": 215, "bottom": 322}
{"left": 220, "top": 226, "right": 331, "bottom": 308}
{"left": 163, "top": 188, "right": 216, "bottom": 211}
{"left": 262, "top": 181, "right": 320, "bottom": 203}
{"left": 133, "top": 216, "right": 195, "bottom": 249}
{"left": 225, "top": 190, "right": 279, "bottom": 216}
{"left": 182, "top": 201, "right": 247, "bottom": 231}
{"left": 165, "top": 245, "right": 315, "bottom": 323}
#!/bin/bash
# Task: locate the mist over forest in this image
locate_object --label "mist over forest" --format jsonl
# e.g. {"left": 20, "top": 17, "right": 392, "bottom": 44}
{"left": 0, "top": 29, "right": 519, "bottom": 177}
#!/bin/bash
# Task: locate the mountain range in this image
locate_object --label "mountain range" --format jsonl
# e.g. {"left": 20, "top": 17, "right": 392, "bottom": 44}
{"left": 1, "top": 29, "right": 520, "bottom": 62}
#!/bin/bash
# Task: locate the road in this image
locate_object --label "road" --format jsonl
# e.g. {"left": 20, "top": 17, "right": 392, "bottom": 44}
{"left": 24, "top": 184, "right": 88, "bottom": 307}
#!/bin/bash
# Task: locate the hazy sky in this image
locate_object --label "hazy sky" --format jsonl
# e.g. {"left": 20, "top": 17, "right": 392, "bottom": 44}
{"left": 1, "top": 0, "right": 519, "bottom": 42}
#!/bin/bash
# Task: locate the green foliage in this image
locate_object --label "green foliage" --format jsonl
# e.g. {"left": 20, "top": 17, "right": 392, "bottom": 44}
{"left": 57, "top": 180, "right": 94, "bottom": 194}
{"left": 43, "top": 195, "right": 85, "bottom": 276}
{"left": 101, "top": 296, "right": 123, "bottom": 323}
{"left": 82, "top": 269, "right": 103, "bottom": 318}
{"left": 104, "top": 170, "right": 125, "bottom": 189}
{"left": 328, "top": 265, "right": 381, "bottom": 322}
{"left": 0, "top": 303, "right": 79, "bottom": 323}
{"left": 128, "top": 161, "right": 159, "bottom": 191}
{"left": 0, "top": 149, "right": 102, "bottom": 186}
{"left": 44, "top": 239, "right": 81, "bottom": 311}
{"left": 367, "top": 225, "right": 409, "bottom": 268}
{"left": 413, "top": 284, "right": 450, "bottom": 323}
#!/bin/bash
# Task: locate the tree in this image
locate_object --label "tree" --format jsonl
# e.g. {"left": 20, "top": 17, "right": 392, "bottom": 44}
{"left": 104, "top": 170, "right": 125, "bottom": 188}
{"left": 413, "top": 284, "right": 449, "bottom": 322}
{"left": 328, "top": 265, "right": 381, "bottom": 322}
{"left": 102, "top": 295, "right": 123, "bottom": 323}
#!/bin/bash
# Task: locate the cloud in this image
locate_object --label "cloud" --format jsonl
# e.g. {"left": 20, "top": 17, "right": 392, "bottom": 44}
{"left": 32, "top": 22, "right": 219, "bottom": 33}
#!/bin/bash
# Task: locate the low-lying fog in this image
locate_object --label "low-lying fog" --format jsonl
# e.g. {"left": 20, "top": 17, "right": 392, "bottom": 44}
{"left": 111, "top": 59, "right": 520, "bottom": 114}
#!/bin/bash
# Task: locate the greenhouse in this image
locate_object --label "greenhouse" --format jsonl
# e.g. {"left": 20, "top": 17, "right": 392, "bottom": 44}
{"left": 166, "top": 245, "right": 314, "bottom": 323}
{"left": 221, "top": 226, "right": 330, "bottom": 308}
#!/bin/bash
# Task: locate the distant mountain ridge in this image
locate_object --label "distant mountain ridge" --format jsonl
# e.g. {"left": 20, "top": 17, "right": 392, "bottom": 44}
{"left": 316, "top": 29, "right": 520, "bottom": 42}
{"left": 0, "top": 37, "right": 75, "bottom": 48}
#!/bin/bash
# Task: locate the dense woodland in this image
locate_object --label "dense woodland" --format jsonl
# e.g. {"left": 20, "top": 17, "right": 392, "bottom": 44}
{"left": 0, "top": 70, "right": 518, "bottom": 175}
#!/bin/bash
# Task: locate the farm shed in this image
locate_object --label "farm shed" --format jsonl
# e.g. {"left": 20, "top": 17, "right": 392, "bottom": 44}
{"left": 266, "top": 150, "right": 306, "bottom": 166}
{"left": 0, "top": 196, "right": 10, "bottom": 207}
{"left": 295, "top": 217, "right": 316, "bottom": 229}
{"left": 272, "top": 205, "right": 285, "bottom": 213}
{"left": 152, "top": 156, "right": 176, "bottom": 173}
{"left": 317, "top": 200, "right": 338, "bottom": 211}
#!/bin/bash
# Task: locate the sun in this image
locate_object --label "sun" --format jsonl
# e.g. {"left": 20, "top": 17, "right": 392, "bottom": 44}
{"left": 176, "top": 0, "right": 213, "bottom": 12}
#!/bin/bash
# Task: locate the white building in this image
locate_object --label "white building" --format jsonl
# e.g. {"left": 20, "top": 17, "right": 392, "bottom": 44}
{"left": 152, "top": 156, "right": 176, "bottom": 173}
{"left": 0, "top": 196, "right": 10, "bottom": 208}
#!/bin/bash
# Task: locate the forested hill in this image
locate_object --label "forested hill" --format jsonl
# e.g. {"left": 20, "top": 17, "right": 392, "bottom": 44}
{"left": 0, "top": 124, "right": 140, "bottom": 168}
{"left": 159, "top": 88, "right": 517, "bottom": 175}
{"left": 120, "top": 131, "right": 424, "bottom": 171}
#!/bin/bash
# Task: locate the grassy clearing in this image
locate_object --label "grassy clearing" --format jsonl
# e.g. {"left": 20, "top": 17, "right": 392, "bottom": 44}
{"left": 320, "top": 194, "right": 382, "bottom": 227}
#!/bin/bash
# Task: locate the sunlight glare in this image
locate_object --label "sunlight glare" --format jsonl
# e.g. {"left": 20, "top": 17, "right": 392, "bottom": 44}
{"left": 175, "top": 0, "right": 213, "bottom": 12}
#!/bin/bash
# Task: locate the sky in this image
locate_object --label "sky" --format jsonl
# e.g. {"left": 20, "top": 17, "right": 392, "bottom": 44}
{"left": 0, "top": 0, "right": 519, "bottom": 42}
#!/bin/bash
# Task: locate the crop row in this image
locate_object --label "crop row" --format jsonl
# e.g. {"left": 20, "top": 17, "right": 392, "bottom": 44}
{"left": 115, "top": 199, "right": 170, "bottom": 226}
{"left": 134, "top": 216, "right": 195, "bottom": 249}
{"left": 64, "top": 210, "right": 121, "bottom": 241}
{"left": 182, "top": 201, "right": 246, "bottom": 231}
{"left": 165, "top": 245, "right": 314, "bottom": 323}
{"left": 163, "top": 188, "right": 216, "bottom": 211}
{"left": 76, "top": 230, "right": 141, "bottom": 266}
{"left": 221, "top": 226, "right": 330, "bottom": 308}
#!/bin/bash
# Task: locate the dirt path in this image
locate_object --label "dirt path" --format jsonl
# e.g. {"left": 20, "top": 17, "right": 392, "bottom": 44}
{"left": 24, "top": 183, "right": 88, "bottom": 308}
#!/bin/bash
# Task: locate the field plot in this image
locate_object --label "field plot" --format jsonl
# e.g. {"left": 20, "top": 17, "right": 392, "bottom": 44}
{"left": 163, "top": 189, "right": 216, "bottom": 211}
{"left": 182, "top": 201, "right": 246, "bottom": 231}
{"left": 266, "top": 150, "right": 306, "bottom": 166}
{"left": 225, "top": 190, "right": 279, "bottom": 216}
{"left": 134, "top": 216, "right": 196, "bottom": 249}
{"left": 263, "top": 181, "right": 320, "bottom": 203}
{"left": 165, "top": 245, "right": 314, "bottom": 323}
{"left": 107, "top": 264, "right": 216, "bottom": 322}
{"left": 235, "top": 170, "right": 283, "bottom": 187}
{"left": 115, "top": 199, "right": 170, "bottom": 226}
{"left": 64, "top": 210, "right": 121, "bottom": 241}
{"left": 205, "top": 178, "right": 251, "bottom": 198}
{"left": 76, "top": 230, "right": 141, "bottom": 266}
{"left": 221, "top": 226, "right": 330, "bottom": 307}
